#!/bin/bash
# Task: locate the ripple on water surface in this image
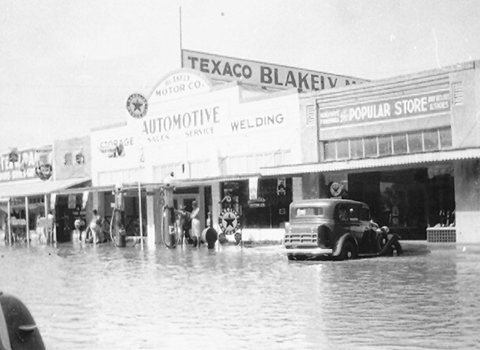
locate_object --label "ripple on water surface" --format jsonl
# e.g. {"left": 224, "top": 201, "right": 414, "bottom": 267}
{"left": 1, "top": 242, "right": 480, "bottom": 349}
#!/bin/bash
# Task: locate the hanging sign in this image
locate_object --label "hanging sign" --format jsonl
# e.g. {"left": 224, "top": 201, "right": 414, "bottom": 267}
{"left": 50, "top": 193, "right": 56, "bottom": 210}
{"left": 249, "top": 177, "right": 258, "bottom": 200}
{"left": 277, "top": 177, "right": 286, "bottom": 195}
{"left": 82, "top": 191, "right": 89, "bottom": 209}
{"left": 68, "top": 194, "right": 77, "bottom": 209}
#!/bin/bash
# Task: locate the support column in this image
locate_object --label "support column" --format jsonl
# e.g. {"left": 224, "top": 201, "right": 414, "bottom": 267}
{"left": 292, "top": 177, "right": 303, "bottom": 201}
{"left": 302, "top": 173, "right": 321, "bottom": 199}
{"left": 25, "top": 196, "right": 30, "bottom": 245}
{"left": 7, "top": 199, "right": 11, "bottom": 245}
{"left": 198, "top": 186, "right": 205, "bottom": 230}
{"left": 454, "top": 159, "right": 480, "bottom": 243}
{"left": 153, "top": 188, "right": 163, "bottom": 245}
{"left": 146, "top": 192, "right": 155, "bottom": 247}
{"left": 211, "top": 182, "right": 222, "bottom": 233}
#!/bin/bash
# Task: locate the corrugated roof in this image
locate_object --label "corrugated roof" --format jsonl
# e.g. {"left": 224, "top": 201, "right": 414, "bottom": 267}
{"left": 260, "top": 148, "right": 480, "bottom": 177}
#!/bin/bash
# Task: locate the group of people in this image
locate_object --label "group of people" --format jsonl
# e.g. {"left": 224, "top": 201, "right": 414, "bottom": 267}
{"left": 75, "top": 209, "right": 107, "bottom": 244}
{"left": 175, "top": 200, "right": 201, "bottom": 247}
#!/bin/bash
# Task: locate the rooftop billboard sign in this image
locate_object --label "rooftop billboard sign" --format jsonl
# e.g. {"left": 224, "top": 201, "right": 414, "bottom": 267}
{"left": 181, "top": 50, "right": 368, "bottom": 92}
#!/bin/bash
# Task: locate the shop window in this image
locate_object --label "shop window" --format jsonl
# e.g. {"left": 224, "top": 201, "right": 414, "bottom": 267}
{"left": 364, "top": 137, "right": 377, "bottom": 157}
{"left": 324, "top": 142, "right": 336, "bottom": 160}
{"left": 337, "top": 140, "right": 349, "bottom": 159}
{"left": 242, "top": 178, "right": 292, "bottom": 228}
{"left": 424, "top": 130, "right": 439, "bottom": 151}
{"left": 393, "top": 134, "right": 407, "bottom": 155}
{"left": 408, "top": 131, "right": 423, "bottom": 153}
{"left": 439, "top": 128, "right": 452, "bottom": 149}
{"left": 350, "top": 139, "right": 363, "bottom": 159}
{"left": 378, "top": 136, "right": 392, "bottom": 156}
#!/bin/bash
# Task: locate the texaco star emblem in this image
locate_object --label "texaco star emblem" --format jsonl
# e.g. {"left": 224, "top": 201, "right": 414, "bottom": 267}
{"left": 126, "top": 93, "right": 148, "bottom": 119}
{"left": 219, "top": 208, "right": 240, "bottom": 234}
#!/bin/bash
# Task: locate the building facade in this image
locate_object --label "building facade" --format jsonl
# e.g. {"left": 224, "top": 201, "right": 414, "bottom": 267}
{"left": 0, "top": 137, "right": 91, "bottom": 243}
{"left": 262, "top": 61, "right": 480, "bottom": 243}
{"left": 90, "top": 69, "right": 306, "bottom": 244}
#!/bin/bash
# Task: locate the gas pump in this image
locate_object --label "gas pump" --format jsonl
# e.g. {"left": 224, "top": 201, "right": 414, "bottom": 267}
{"left": 163, "top": 184, "right": 177, "bottom": 248}
{"left": 112, "top": 184, "right": 126, "bottom": 247}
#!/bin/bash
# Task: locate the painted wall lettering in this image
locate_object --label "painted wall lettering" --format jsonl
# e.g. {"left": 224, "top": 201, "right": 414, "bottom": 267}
{"left": 319, "top": 90, "right": 451, "bottom": 127}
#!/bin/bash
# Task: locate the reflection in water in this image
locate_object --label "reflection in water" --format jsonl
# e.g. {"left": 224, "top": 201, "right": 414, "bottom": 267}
{"left": 1, "top": 243, "right": 480, "bottom": 350}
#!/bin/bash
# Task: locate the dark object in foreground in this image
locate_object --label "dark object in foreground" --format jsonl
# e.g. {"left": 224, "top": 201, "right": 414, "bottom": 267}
{"left": 284, "top": 198, "right": 403, "bottom": 261}
{"left": 0, "top": 291, "right": 46, "bottom": 350}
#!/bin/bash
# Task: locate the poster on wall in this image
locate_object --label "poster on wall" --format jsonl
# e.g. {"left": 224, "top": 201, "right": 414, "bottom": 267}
{"left": 35, "top": 148, "right": 53, "bottom": 181}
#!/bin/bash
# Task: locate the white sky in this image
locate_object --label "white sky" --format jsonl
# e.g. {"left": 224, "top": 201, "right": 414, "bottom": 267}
{"left": 1, "top": 0, "right": 480, "bottom": 154}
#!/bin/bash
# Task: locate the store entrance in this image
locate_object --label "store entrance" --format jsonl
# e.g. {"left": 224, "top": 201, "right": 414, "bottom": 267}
{"left": 172, "top": 186, "right": 209, "bottom": 232}
{"left": 348, "top": 167, "right": 455, "bottom": 240}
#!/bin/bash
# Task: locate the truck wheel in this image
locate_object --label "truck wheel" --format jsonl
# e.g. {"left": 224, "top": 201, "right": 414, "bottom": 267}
{"left": 340, "top": 241, "right": 357, "bottom": 260}
{"left": 376, "top": 234, "right": 388, "bottom": 251}
{"left": 391, "top": 240, "right": 403, "bottom": 255}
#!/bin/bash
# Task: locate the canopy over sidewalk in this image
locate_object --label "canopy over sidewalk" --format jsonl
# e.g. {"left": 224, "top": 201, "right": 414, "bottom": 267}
{"left": 0, "top": 177, "right": 90, "bottom": 201}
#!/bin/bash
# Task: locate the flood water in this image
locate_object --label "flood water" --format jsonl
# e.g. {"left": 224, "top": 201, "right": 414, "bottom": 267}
{"left": 1, "top": 240, "right": 480, "bottom": 350}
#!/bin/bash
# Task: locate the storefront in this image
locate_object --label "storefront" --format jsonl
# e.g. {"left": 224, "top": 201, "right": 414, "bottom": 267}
{"left": 0, "top": 138, "right": 91, "bottom": 244}
{"left": 262, "top": 61, "right": 480, "bottom": 243}
{"left": 90, "top": 67, "right": 305, "bottom": 244}
{"left": 85, "top": 51, "right": 366, "bottom": 245}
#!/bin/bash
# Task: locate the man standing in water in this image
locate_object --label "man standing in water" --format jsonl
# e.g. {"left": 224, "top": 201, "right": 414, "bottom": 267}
{"left": 88, "top": 209, "right": 104, "bottom": 244}
{"left": 190, "top": 200, "right": 201, "bottom": 247}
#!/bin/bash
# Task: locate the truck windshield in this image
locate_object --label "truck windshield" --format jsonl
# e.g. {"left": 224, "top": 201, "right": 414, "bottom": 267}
{"left": 292, "top": 207, "right": 324, "bottom": 218}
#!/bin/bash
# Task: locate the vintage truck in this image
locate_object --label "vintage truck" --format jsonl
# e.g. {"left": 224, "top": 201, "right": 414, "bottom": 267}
{"left": 283, "top": 198, "right": 402, "bottom": 261}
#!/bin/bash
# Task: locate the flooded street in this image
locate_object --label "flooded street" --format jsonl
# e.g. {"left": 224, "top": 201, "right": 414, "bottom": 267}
{"left": 1, "top": 241, "right": 480, "bottom": 350}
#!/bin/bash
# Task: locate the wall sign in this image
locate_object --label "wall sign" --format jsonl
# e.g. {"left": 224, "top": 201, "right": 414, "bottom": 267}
{"left": 319, "top": 90, "right": 451, "bottom": 127}
{"left": 126, "top": 93, "right": 148, "bottom": 119}
{"left": 148, "top": 69, "right": 212, "bottom": 103}
{"left": 98, "top": 137, "right": 134, "bottom": 158}
{"left": 0, "top": 147, "right": 53, "bottom": 182}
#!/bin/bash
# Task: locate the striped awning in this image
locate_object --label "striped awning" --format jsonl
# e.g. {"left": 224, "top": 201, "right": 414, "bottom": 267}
{"left": 260, "top": 148, "right": 480, "bottom": 177}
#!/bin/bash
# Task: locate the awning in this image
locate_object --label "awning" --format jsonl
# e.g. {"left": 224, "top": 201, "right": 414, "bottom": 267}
{"left": 260, "top": 148, "right": 480, "bottom": 177}
{"left": 172, "top": 173, "right": 262, "bottom": 187}
{"left": 0, "top": 177, "right": 91, "bottom": 200}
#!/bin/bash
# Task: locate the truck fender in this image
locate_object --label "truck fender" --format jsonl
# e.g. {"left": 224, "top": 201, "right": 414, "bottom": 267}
{"left": 332, "top": 233, "right": 357, "bottom": 257}
{"left": 317, "top": 225, "right": 333, "bottom": 248}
